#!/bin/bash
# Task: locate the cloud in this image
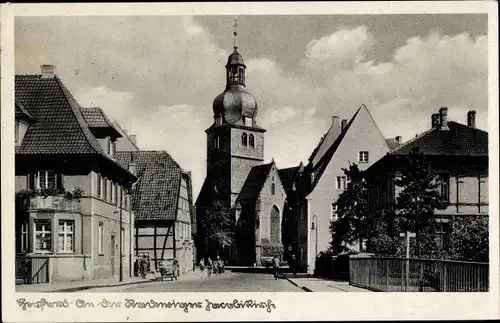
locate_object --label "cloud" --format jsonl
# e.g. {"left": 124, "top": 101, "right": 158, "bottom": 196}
{"left": 303, "top": 26, "right": 375, "bottom": 71}
{"left": 15, "top": 19, "right": 488, "bottom": 199}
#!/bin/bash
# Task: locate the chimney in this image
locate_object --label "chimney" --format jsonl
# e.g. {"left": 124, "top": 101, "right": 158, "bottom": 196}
{"left": 41, "top": 64, "right": 55, "bottom": 79}
{"left": 395, "top": 136, "right": 402, "bottom": 144}
{"left": 431, "top": 113, "right": 440, "bottom": 129}
{"left": 467, "top": 110, "right": 476, "bottom": 128}
{"left": 331, "top": 116, "right": 339, "bottom": 128}
{"left": 439, "top": 107, "right": 449, "bottom": 130}
{"left": 128, "top": 162, "right": 136, "bottom": 176}
{"left": 130, "top": 135, "right": 137, "bottom": 145}
{"left": 341, "top": 119, "right": 347, "bottom": 131}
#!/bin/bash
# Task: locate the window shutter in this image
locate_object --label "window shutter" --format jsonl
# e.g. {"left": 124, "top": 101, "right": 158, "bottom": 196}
{"left": 56, "top": 173, "right": 64, "bottom": 191}
{"left": 28, "top": 173, "right": 35, "bottom": 189}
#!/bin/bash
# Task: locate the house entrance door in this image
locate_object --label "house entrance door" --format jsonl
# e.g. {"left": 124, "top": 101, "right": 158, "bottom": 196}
{"left": 111, "top": 235, "right": 116, "bottom": 276}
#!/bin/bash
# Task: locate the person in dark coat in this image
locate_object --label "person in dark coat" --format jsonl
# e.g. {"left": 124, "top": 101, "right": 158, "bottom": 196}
{"left": 272, "top": 254, "right": 280, "bottom": 280}
{"left": 291, "top": 254, "right": 297, "bottom": 277}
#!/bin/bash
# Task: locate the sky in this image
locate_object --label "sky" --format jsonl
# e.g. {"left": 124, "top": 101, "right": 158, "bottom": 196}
{"left": 14, "top": 14, "right": 488, "bottom": 199}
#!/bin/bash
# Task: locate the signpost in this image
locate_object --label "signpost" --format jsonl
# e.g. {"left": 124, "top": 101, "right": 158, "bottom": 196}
{"left": 399, "top": 231, "right": 416, "bottom": 290}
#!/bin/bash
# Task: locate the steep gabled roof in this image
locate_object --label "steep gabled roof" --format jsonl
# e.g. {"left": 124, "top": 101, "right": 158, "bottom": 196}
{"left": 278, "top": 164, "right": 301, "bottom": 195}
{"left": 390, "top": 121, "right": 488, "bottom": 156}
{"left": 308, "top": 122, "right": 342, "bottom": 168}
{"left": 237, "top": 162, "right": 274, "bottom": 201}
{"left": 308, "top": 106, "right": 362, "bottom": 189}
{"left": 15, "top": 74, "right": 107, "bottom": 156}
{"left": 115, "top": 151, "right": 184, "bottom": 221}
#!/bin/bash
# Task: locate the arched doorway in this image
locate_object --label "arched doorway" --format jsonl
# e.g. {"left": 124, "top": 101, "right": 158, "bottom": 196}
{"left": 270, "top": 205, "right": 280, "bottom": 243}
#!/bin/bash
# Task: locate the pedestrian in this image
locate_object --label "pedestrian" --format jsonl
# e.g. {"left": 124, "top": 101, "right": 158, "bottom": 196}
{"left": 199, "top": 259, "right": 205, "bottom": 278}
{"left": 273, "top": 254, "right": 280, "bottom": 280}
{"left": 173, "top": 258, "right": 179, "bottom": 280}
{"left": 291, "top": 254, "right": 297, "bottom": 277}
{"left": 141, "top": 257, "right": 148, "bottom": 279}
{"left": 207, "top": 258, "right": 213, "bottom": 277}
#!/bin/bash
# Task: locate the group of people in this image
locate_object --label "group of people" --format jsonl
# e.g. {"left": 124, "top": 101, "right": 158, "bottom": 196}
{"left": 198, "top": 256, "right": 225, "bottom": 277}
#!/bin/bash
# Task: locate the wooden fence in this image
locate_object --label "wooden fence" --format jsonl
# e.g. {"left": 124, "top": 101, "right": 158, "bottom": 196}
{"left": 349, "top": 257, "right": 489, "bottom": 292}
{"left": 15, "top": 256, "right": 50, "bottom": 284}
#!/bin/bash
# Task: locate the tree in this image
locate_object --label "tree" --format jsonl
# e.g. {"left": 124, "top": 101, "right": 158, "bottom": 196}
{"left": 330, "top": 163, "right": 369, "bottom": 253}
{"left": 199, "top": 200, "right": 233, "bottom": 258}
{"left": 447, "top": 215, "right": 488, "bottom": 262}
{"left": 394, "top": 147, "right": 446, "bottom": 257}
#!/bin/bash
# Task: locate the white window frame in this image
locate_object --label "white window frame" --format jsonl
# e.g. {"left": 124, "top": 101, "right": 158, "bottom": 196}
{"left": 58, "top": 220, "right": 74, "bottom": 253}
{"left": 358, "top": 151, "right": 369, "bottom": 163}
{"left": 98, "top": 222, "right": 104, "bottom": 255}
{"left": 331, "top": 204, "right": 338, "bottom": 222}
{"left": 103, "top": 178, "right": 108, "bottom": 200}
{"left": 34, "top": 220, "right": 52, "bottom": 253}
{"left": 21, "top": 222, "right": 28, "bottom": 252}
{"left": 121, "top": 228, "right": 125, "bottom": 257}
{"left": 111, "top": 183, "right": 115, "bottom": 204}
{"left": 37, "top": 170, "right": 56, "bottom": 189}
{"left": 96, "top": 174, "right": 102, "bottom": 198}
{"left": 336, "top": 176, "right": 348, "bottom": 190}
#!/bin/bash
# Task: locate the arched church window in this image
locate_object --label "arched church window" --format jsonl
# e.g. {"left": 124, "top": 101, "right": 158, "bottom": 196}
{"left": 249, "top": 134, "right": 255, "bottom": 147}
{"left": 270, "top": 205, "right": 280, "bottom": 243}
{"left": 241, "top": 133, "right": 247, "bottom": 146}
{"left": 271, "top": 183, "right": 276, "bottom": 195}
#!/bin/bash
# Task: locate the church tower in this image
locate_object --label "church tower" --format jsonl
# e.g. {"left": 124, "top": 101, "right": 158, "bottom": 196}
{"left": 206, "top": 21, "right": 266, "bottom": 208}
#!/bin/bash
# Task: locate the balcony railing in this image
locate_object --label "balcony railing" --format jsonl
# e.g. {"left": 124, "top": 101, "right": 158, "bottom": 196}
{"left": 30, "top": 196, "right": 81, "bottom": 212}
{"left": 349, "top": 256, "right": 489, "bottom": 292}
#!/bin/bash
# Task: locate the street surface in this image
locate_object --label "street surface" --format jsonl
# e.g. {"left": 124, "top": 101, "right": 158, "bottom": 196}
{"left": 89, "top": 271, "right": 303, "bottom": 292}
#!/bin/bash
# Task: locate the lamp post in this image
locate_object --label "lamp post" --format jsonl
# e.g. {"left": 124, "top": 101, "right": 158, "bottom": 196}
{"left": 311, "top": 215, "right": 318, "bottom": 259}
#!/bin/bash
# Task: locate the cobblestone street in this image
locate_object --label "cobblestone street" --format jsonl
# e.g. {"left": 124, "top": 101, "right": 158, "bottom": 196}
{"left": 87, "top": 272, "right": 303, "bottom": 293}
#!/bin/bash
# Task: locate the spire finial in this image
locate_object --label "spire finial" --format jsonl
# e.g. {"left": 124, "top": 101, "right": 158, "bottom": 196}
{"left": 233, "top": 18, "right": 238, "bottom": 50}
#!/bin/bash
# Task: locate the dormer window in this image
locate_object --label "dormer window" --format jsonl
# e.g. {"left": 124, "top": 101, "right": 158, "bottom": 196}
{"left": 243, "top": 116, "right": 252, "bottom": 127}
{"left": 242, "top": 133, "right": 248, "bottom": 146}
{"left": 215, "top": 116, "right": 223, "bottom": 126}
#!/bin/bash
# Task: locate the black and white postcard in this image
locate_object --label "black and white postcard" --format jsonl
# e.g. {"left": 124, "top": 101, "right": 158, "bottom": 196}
{"left": 1, "top": 1, "right": 498, "bottom": 322}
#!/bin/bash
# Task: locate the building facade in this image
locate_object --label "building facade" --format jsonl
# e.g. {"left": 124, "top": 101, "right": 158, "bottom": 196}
{"left": 196, "top": 45, "right": 286, "bottom": 265}
{"left": 15, "top": 65, "right": 137, "bottom": 284}
{"left": 115, "top": 151, "right": 196, "bottom": 276}
{"left": 296, "top": 104, "right": 393, "bottom": 273}
{"left": 364, "top": 108, "right": 488, "bottom": 249}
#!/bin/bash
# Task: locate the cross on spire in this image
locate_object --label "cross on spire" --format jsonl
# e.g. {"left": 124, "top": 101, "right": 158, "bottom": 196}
{"left": 233, "top": 18, "right": 238, "bottom": 49}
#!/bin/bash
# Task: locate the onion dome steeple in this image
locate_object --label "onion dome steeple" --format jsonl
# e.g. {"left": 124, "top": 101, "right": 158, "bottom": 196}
{"left": 213, "top": 19, "right": 258, "bottom": 125}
